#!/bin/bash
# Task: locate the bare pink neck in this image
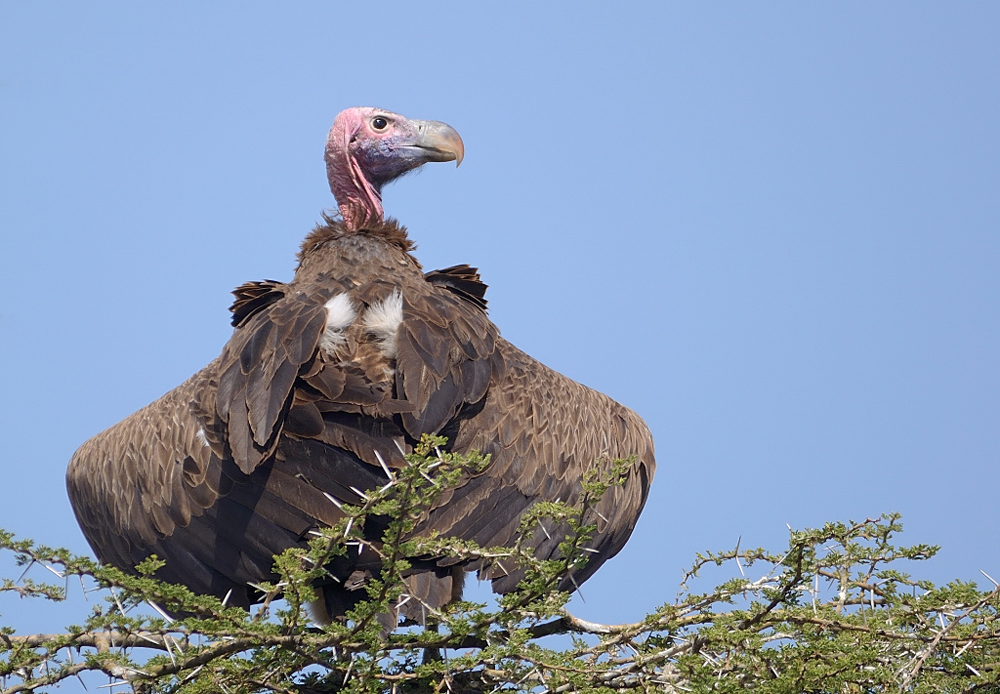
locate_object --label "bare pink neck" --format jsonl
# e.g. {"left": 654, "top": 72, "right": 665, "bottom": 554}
{"left": 326, "top": 142, "right": 383, "bottom": 231}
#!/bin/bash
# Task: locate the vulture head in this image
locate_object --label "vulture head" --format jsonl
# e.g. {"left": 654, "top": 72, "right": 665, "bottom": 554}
{"left": 325, "top": 107, "right": 465, "bottom": 230}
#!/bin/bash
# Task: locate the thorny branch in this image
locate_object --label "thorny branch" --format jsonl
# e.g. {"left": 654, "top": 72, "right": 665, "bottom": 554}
{"left": 3, "top": 447, "right": 1000, "bottom": 694}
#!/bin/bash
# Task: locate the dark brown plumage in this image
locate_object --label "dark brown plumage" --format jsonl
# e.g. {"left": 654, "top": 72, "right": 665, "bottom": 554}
{"left": 66, "top": 108, "right": 655, "bottom": 623}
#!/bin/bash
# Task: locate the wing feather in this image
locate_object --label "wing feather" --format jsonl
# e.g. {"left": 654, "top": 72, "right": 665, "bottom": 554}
{"left": 67, "top": 227, "right": 654, "bottom": 625}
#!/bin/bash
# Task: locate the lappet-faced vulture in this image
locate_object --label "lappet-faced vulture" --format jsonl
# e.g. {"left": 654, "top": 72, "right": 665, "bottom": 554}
{"left": 66, "top": 107, "right": 655, "bottom": 623}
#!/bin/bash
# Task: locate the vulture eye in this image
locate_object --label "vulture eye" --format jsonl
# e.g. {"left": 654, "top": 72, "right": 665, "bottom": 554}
{"left": 371, "top": 117, "right": 389, "bottom": 131}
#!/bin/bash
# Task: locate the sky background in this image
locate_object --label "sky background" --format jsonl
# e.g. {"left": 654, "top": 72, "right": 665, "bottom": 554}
{"left": 1, "top": 3, "right": 998, "bottom": 688}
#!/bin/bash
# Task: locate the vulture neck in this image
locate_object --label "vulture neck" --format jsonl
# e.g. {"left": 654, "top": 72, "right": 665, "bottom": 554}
{"left": 297, "top": 216, "right": 420, "bottom": 271}
{"left": 325, "top": 122, "right": 384, "bottom": 231}
{"left": 333, "top": 176, "right": 382, "bottom": 232}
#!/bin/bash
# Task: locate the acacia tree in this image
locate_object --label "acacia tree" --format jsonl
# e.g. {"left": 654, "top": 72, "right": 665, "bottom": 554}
{"left": 3, "top": 439, "right": 1000, "bottom": 693}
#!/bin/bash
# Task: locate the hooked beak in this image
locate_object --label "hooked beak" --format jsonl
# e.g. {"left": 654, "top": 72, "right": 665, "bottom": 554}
{"left": 408, "top": 120, "right": 465, "bottom": 167}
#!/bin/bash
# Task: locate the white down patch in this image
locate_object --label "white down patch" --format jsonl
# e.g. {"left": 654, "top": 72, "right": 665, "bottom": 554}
{"left": 319, "top": 293, "right": 357, "bottom": 355}
{"left": 195, "top": 427, "right": 210, "bottom": 448}
{"left": 362, "top": 290, "right": 403, "bottom": 359}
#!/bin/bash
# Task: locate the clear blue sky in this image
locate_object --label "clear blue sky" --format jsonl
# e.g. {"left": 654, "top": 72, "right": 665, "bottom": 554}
{"left": 1, "top": 1, "right": 998, "bottom": 676}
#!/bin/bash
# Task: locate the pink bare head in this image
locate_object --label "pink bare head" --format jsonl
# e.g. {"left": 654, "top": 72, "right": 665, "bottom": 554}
{"left": 325, "top": 107, "right": 464, "bottom": 230}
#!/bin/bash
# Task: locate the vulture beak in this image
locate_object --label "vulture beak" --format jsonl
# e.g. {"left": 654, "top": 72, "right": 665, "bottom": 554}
{"left": 408, "top": 120, "right": 465, "bottom": 167}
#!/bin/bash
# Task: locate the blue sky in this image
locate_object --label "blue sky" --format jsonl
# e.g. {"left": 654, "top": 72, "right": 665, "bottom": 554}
{"left": 1, "top": 2, "right": 998, "bottom": 679}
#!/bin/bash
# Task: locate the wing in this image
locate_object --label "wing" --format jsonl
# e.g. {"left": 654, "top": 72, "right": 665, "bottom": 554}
{"left": 67, "top": 265, "right": 506, "bottom": 609}
{"left": 68, "top": 253, "right": 651, "bottom": 615}
{"left": 66, "top": 361, "right": 387, "bottom": 602}
{"left": 415, "top": 338, "right": 656, "bottom": 594}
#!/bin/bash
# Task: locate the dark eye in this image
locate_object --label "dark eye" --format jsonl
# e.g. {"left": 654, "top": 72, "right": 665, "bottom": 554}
{"left": 371, "top": 117, "right": 389, "bottom": 131}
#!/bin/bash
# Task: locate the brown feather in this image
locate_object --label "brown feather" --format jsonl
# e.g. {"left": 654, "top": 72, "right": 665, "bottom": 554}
{"left": 66, "top": 217, "right": 655, "bottom": 625}
{"left": 230, "top": 280, "right": 287, "bottom": 328}
{"left": 424, "top": 264, "right": 489, "bottom": 311}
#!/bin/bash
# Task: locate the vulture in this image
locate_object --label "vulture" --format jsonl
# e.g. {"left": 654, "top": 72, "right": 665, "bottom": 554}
{"left": 67, "top": 107, "right": 655, "bottom": 623}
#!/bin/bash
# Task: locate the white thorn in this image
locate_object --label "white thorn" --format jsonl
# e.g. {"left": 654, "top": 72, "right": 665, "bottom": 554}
{"left": 163, "top": 637, "right": 177, "bottom": 667}
{"left": 146, "top": 601, "right": 174, "bottom": 624}
{"left": 17, "top": 560, "right": 35, "bottom": 583}
{"left": 374, "top": 449, "right": 393, "bottom": 480}
{"left": 42, "top": 563, "right": 65, "bottom": 580}
{"left": 980, "top": 570, "right": 999, "bottom": 588}
{"left": 97, "top": 681, "right": 130, "bottom": 689}
{"left": 111, "top": 589, "right": 128, "bottom": 617}
{"left": 323, "top": 492, "right": 345, "bottom": 510}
